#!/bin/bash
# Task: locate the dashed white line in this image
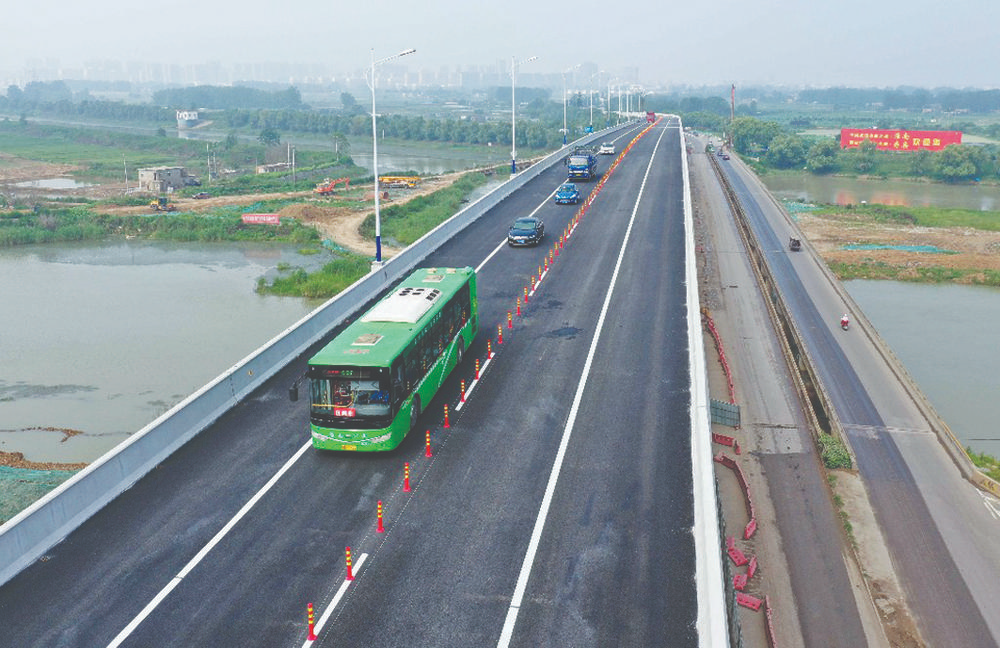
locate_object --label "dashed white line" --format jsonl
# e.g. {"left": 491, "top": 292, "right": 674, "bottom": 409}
{"left": 301, "top": 553, "right": 369, "bottom": 647}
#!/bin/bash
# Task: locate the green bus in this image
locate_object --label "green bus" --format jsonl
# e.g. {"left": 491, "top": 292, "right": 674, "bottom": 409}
{"left": 307, "top": 266, "right": 478, "bottom": 451}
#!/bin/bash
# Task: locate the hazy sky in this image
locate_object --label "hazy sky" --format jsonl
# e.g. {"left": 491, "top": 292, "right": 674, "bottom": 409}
{"left": 3, "top": 0, "right": 998, "bottom": 88}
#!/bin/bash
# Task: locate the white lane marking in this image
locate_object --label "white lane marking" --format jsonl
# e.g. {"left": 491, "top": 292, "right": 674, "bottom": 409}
{"left": 982, "top": 492, "right": 1000, "bottom": 521}
{"left": 496, "top": 123, "right": 670, "bottom": 648}
{"left": 107, "top": 440, "right": 313, "bottom": 648}
{"left": 106, "top": 152, "right": 612, "bottom": 647}
{"left": 302, "top": 553, "right": 369, "bottom": 647}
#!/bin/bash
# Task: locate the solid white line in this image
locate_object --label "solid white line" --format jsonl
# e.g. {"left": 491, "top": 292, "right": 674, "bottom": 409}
{"left": 455, "top": 354, "right": 494, "bottom": 411}
{"left": 107, "top": 440, "right": 314, "bottom": 648}
{"left": 477, "top": 239, "right": 508, "bottom": 274}
{"left": 302, "top": 553, "right": 369, "bottom": 647}
{"left": 496, "top": 123, "right": 670, "bottom": 648}
{"left": 476, "top": 186, "right": 559, "bottom": 274}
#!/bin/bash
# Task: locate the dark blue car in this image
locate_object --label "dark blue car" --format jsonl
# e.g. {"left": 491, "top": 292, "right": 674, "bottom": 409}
{"left": 507, "top": 217, "right": 545, "bottom": 247}
{"left": 554, "top": 182, "right": 580, "bottom": 205}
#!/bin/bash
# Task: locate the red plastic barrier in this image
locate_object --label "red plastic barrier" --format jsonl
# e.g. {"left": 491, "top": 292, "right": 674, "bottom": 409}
{"left": 737, "top": 592, "right": 763, "bottom": 611}
{"left": 702, "top": 310, "right": 737, "bottom": 404}
{"left": 726, "top": 536, "right": 748, "bottom": 566}
{"left": 765, "top": 596, "right": 779, "bottom": 648}
{"left": 712, "top": 432, "right": 742, "bottom": 455}
{"left": 715, "top": 452, "right": 758, "bottom": 537}
{"left": 733, "top": 554, "right": 759, "bottom": 591}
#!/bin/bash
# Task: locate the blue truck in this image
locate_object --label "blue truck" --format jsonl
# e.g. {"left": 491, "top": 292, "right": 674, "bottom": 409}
{"left": 564, "top": 146, "right": 598, "bottom": 181}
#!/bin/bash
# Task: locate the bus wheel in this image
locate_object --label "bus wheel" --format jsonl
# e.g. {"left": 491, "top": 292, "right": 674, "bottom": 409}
{"left": 410, "top": 397, "right": 421, "bottom": 430}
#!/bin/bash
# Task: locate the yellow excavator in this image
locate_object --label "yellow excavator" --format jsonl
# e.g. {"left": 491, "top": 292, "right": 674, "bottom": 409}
{"left": 149, "top": 196, "right": 177, "bottom": 212}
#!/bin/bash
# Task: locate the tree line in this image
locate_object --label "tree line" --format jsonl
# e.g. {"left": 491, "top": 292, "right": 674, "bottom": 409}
{"left": 729, "top": 116, "right": 1000, "bottom": 183}
{"left": 798, "top": 87, "right": 1000, "bottom": 113}
{"left": 2, "top": 81, "right": 581, "bottom": 150}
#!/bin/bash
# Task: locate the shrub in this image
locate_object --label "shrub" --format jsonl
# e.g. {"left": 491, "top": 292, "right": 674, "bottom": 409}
{"left": 818, "top": 433, "right": 853, "bottom": 469}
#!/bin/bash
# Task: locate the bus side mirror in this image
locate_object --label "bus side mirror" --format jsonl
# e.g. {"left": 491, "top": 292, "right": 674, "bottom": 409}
{"left": 289, "top": 383, "right": 298, "bottom": 402}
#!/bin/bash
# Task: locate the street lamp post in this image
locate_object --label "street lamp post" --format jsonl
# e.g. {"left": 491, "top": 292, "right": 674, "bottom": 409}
{"left": 562, "top": 64, "right": 579, "bottom": 146}
{"left": 510, "top": 55, "right": 537, "bottom": 176}
{"left": 589, "top": 70, "right": 603, "bottom": 131}
{"left": 606, "top": 78, "right": 615, "bottom": 127}
{"left": 368, "top": 47, "right": 416, "bottom": 266}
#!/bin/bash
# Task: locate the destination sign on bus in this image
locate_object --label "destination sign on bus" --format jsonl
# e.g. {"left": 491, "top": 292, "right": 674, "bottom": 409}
{"left": 333, "top": 408, "right": 357, "bottom": 418}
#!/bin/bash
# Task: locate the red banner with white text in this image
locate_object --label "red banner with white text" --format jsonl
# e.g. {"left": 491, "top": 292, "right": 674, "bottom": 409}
{"left": 840, "top": 128, "right": 962, "bottom": 151}
{"left": 242, "top": 213, "right": 280, "bottom": 225}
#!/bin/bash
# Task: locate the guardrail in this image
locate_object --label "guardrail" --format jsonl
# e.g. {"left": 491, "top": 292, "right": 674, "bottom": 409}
{"left": 707, "top": 152, "right": 847, "bottom": 455}
{"left": 707, "top": 150, "right": 1000, "bottom": 500}
{"left": 0, "top": 125, "right": 629, "bottom": 587}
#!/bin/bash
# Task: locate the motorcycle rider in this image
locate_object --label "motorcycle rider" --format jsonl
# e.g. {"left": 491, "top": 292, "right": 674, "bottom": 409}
{"left": 840, "top": 313, "right": 850, "bottom": 329}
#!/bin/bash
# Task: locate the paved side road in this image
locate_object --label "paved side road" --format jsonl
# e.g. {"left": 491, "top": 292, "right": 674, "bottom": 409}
{"left": 687, "top": 139, "right": 881, "bottom": 647}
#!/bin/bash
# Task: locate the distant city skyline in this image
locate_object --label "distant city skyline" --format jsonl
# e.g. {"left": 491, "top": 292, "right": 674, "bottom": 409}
{"left": 3, "top": 0, "right": 998, "bottom": 90}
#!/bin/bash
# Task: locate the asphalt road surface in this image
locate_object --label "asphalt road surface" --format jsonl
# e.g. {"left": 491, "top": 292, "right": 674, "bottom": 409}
{"left": 715, "top": 153, "right": 998, "bottom": 648}
{"left": 0, "top": 120, "right": 706, "bottom": 648}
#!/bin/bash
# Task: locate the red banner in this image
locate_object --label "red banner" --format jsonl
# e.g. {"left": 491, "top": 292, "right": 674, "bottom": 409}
{"left": 840, "top": 128, "right": 962, "bottom": 151}
{"left": 242, "top": 213, "right": 280, "bottom": 225}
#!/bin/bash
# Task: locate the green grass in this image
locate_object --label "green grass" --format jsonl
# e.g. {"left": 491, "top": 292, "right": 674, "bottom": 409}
{"left": 258, "top": 252, "right": 371, "bottom": 299}
{"left": 0, "top": 209, "right": 320, "bottom": 246}
{"left": 830, "top": 261, "right": 1000, "bottom": 286}
{"left": 814, "top": 202, "right": 1000, "bottom": 231}
{"left": 0, "top": 120, "right": 203, "bottom": 179}
{"left": 826, "top": 474, "right": 857, "bottom": 549}
{"left": 259, "top": 170, "right": 497, "bottom": 298}
{"left": 967, "top": 448, "right": 1000, "bottom": 482}
{"left": 359, "top": 171, "right": 492, "bottom": 246}
{"left": 818, "top": 433, "right": 853, "bottom": 469}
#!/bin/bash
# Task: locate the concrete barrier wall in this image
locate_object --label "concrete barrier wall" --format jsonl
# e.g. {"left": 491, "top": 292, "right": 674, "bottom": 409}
{"left": 0, "top": 126, "right": 623, "bottom": 586}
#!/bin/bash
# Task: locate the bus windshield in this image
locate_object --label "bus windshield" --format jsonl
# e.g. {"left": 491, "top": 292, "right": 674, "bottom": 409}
{"left": 310, "top": 367, "right": 390, "bottom": 420}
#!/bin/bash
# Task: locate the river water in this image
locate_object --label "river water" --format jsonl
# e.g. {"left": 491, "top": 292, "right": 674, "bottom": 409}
{"left": 3, "top": 174, "right": 997, "bottom": 468}
{"left": 763, "top": 173, "right": 1000, "bottom": 211}
{"left": 0, "top": 242, "right": 320, "bottom": 464}
{"left": 846, "top": 281, "right": 1000, "bottom": 458}
{"left": 762, "top": 173, "right": 1000, "bottom": 457}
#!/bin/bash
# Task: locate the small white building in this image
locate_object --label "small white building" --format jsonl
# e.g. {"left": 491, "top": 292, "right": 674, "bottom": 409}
{"left": 138, "top": 166, "right": 197, "bottom": 193}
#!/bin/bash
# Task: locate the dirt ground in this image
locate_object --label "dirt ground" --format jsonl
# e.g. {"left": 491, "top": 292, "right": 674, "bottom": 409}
{"left": 796, "top": 209, "right": 1000, "bottom": 278}
{"left": 94, "top": 172, "right": 470, "bottom": 257}
{"left": 0, "top": 152, "right": 81, "bottom": 183}
{"left": 1, "top": 149, "right": 471, "bottom": 258}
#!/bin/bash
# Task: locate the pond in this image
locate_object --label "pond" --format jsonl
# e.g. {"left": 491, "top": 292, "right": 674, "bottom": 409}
{"left": 0, "top": 241, "right": 322, "bottom": 464}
